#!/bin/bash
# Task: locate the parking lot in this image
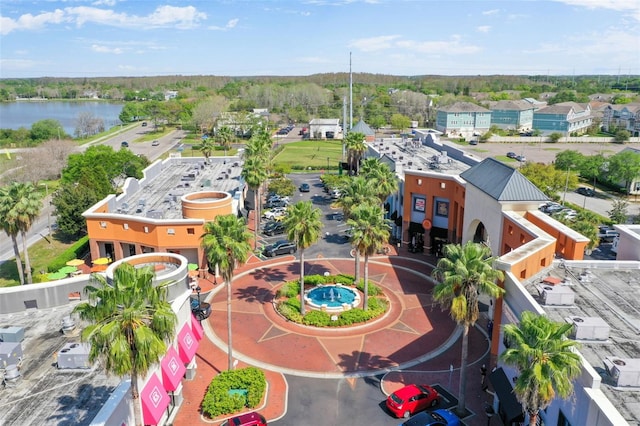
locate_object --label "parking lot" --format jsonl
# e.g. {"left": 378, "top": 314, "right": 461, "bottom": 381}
{"left": 258, "top": 173, "right": 353, "bottom": 259}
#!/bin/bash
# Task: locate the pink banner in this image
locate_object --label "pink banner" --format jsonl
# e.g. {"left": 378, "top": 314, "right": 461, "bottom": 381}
{"left": 141, "top": 373, "right": 170, "bottom": 425}
{"left": 177, "top": 323, "right": 199, "bottom": 364}
{"left": 160, "top": 346, "right": 186, "bottom": 392}
{"left": 191, "top": 313, "right": 204, "bottom": 341}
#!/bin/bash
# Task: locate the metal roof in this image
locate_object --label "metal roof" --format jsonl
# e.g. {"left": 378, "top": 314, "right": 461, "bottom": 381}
{"left": 437, "top": 101, "right": 491, "bottom": 113}
{"left": 460, "top": 158, "right": 549, "bottom": 202}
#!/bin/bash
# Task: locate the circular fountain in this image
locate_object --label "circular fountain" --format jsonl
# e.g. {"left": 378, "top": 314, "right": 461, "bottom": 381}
{"left": 304, "top": 284, "right": 361, "bottom": 313}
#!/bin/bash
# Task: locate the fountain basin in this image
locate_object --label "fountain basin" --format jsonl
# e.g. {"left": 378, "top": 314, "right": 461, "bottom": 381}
{"left": 304, "top": 284, "right": 361, "bottom": 313}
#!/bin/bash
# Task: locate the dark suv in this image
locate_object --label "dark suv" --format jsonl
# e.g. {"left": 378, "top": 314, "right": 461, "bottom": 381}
{"left": 263, "top": 240, "right": 296, "bottom": 257}
{"left": 263, "top": 221, "right": 285, "bottom": 236}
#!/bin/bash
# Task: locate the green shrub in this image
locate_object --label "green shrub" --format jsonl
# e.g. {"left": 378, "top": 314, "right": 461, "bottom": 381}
{"left": 304, "top": 274, "right": 326, "bottom": 286}
{"left": 276, "top": 281, "right": 299, "bottom": 298}
{"left": 302, "top": 310, "right": 331, "bottom": 326}
{"left": 201, "top": 367, "right": 266, "bottom": 417}
{"left": 47, "top": 236, "right": 89, "bottom": 273}
{"left": 355, "top": 279, "right": 382, "bottom": 296}
{"left": 334, "top": 273, "right": 354, "bottom": 285}
{"left": 277, "top": 301, "right": 304, "bottom": 323}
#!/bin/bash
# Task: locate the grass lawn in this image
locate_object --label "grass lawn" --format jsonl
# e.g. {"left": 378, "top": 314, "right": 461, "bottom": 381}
{"left": 273, "top": 140, "right": 344, "bottom": 169}
{"left": 0, "top": 233, "right": 78, "bottom": 287}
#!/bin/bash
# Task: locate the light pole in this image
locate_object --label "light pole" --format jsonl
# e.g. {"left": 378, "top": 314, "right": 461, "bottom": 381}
{"left": 327, "top": 157, "right": 330, "bottom": 171}
{"left": 195, "top": 285, "right": 202, "bottom": 323}
{"left": 42, "top": 183, "right": 52, "bottom": 244}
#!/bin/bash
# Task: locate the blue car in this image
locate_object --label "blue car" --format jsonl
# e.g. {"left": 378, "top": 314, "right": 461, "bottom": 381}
{"left": 399, "top": 408, "right": 461, "bottom": 426}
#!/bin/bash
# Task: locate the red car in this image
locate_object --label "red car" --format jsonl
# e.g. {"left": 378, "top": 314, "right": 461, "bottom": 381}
{"left": 386, "top": 384, "right": 441, "bottom": 418}
{"left": 227, "top": 412, "right": 267, "bottom": 426}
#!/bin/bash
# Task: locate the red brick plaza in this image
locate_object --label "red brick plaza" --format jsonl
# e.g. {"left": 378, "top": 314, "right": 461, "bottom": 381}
{"left": 175, "top": 254, "right": 496, "bottom": 426}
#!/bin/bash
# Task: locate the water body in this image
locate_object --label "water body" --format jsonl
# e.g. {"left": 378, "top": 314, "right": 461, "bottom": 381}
{"left": 0, "top": 101, "right": 124, "bottom": 136}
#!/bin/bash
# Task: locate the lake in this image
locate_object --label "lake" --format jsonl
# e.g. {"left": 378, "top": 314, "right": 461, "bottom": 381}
{"left": 0, "top": 101, "right": 124, "bottom": 136}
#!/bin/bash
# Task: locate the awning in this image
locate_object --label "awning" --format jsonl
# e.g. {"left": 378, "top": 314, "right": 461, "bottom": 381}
{"left": 141, "top": 373, "right": 170, "bottom": 425}
{"left": 177, "top": 323, "right": 199, "bottom": 364}
{"left": 191, "top": 313, "right": 204, "bottom": 341}
{"left": 394, "top": 215, "right": 403, "bottom": 226}
{"left": 384, "top": 202, "right": 390, "bottom": 212}
{"left": 390, "top": 211, "right": 398, "bottom": 220}
{"left": 161, "top": 346, "right": 186, "bottom": 392}
{"left": 489, "top": 367, "right": 524, "bottom": 424}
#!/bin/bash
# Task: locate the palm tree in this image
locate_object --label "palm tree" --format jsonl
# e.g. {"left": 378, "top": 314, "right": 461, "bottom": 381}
{"left": 336, "top": 176, "right": 377, "bottom": 285}
{"left": 198, "top": 137, "right": 216, "bottom": 163}
{"left": 344, "top": 132, "right": 367, "bottom": 175}
{"left": 201, "top": 214, "right": 252, "bottom": 370}
{"left": 241, "top": 156, "right": 268, "bottom": 246}
{"left": 244, "top": 130, "right": 274, "bottom": 226}
{"left": 0, "top": 182, "right": 43, "bottom": 284}
{"left": 347, "top": 203, "right": 390, "bottom": 310}
{"left": 73, "top": 263, "right": 177, "bottom": 426}
{"left": 501, "top": 311, "right": 582, "bottom": 426}
{"left": 215, "top": 125, "right": 235, "bottom": 156}
{"left": 431, "top": 242, "right": 505, "bottom": 415}
{"left": 361, "top": 158, "right": 398, "bottom": 208}
{"left": 282, "top": 201, "right": 323, "bottom": 315}
{"left": 0, "top": 186, "right": 25, "bottom": 285}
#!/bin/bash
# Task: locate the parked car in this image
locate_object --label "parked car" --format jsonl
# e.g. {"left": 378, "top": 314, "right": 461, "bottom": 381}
{"left": 469, "top": 139, "right": 478, "bottom": 145}
{"left": 141, "top": 122, "right": 147, "bottom": 127}
{"left": 265, "top": 199, "right": 289, "bottom": 209}
{"left": 399, "top": 408, "right": 461, "bottom": 426}
{"left": 598, "top": 228, "right": 619, "bottom": 243}
{"left": 226, "top": 411, "right": 267, "bottom": 426}
{"left": 299, "top": 183, "right": 310, "bottom": 192}
{"left": 263, "top": 221, "right": 285, "bottom": 236}
{"left": 121, "top": 141, "right": 129, "bottom": 148}
{"left": 506, "top": 152, "right": 517, "bottom": 159}
{"left": 386, "top": 384, "right": 441, "bottom": 418}
{"left": 516, "top": 155, "right": 526, "bottom": 162}
{"left": 330, "top": 189, "right": 341, "bottom": 199}
{"left": 151, "top": 140, "right": 160, "bottom": 146}
{"left": 263, "top": 207, "right": 287, "bottom": 220}
{"left": 576, "top": 187, "right": 595, "bottom": 197}
{"left": 263, "top": 240, "right": 296, "bottom": 257}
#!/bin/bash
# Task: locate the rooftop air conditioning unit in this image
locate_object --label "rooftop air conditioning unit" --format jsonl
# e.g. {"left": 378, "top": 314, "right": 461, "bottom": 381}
{"left": 0, "top": 326, "right": 25, "bottom": 342}
{"left": 566, "top": 316, "right": 610, "bottom": 341}
{"left": 57, "top": 342, "right": 92, "bottom": 369}
{"left": 541, "top": 285, "right": 575, "bottom": 306}
{"left": 603, "top": 357, "right": 640, "bottom": 387}
{"left": 61, "top": 316, "right": 77, "bottom": 336}
{"left": 0, "top": 341, "right": 23, "bottom": 368}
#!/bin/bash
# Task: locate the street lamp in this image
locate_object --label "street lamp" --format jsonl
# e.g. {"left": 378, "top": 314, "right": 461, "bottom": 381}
{"left": 327, "top": 157, "right": 330, "bottom": 171}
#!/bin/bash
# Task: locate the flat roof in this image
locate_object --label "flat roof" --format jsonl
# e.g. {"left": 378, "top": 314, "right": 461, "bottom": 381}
{"left": 0, "top": 304, "right": 121, "bottom": 425}
{"left": 522, "top": 261, "right": 640, "bottom": 424}
{"left": 109, "top": 156, "right": 244, "bottom": 220}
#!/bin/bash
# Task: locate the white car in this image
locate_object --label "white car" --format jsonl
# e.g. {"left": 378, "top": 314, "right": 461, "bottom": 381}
{"left": 263, "top": 207, "right": 287, "bottom": 220}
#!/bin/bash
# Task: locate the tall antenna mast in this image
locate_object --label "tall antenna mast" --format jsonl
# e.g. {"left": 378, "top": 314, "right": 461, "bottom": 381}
{"left": 349, "top": 52, "right": 353, "bottom": 133}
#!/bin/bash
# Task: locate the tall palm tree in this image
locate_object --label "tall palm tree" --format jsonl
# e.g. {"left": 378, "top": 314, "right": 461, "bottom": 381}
{"left": 361, "top": 158, "right": 398, "bottom": 209}
{"left": 431, "top": 241, "right": 505, "bottom": 415}
{"left": 73, "top": 263, "right": 177, "bottom": 426}
{"left": 215, "top": 125, "right": 235, "bottom": 156}
{"left": 0, "top": 182, "right": 43, "bottom": 284}
{"left": 347, "top": 203, "right": 390, "bottom": 310}
{"left": 283, "top": 201, "right": 323, "bottom": 315}
{"left": 241, "top": 156, "right": 268, "bottom": 246}
{"left": 0, "top": 186, "right": 25, "bottom": 285}
{"left": 336, "top": 176, "right": 377, "bottom": 285}
{"left": 344, "top": 132, "right": 367, "bottom": 175}
{"left": 244, "top": 130, "right": 274, "bottom": 226}
{"left": 501, "top": 311, "right": 582, "bottom": 426}
{"left": 201, "top": 214, "right": 252, "bottom": 370}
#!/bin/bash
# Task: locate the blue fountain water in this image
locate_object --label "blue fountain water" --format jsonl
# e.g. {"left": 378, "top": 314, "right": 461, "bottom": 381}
{"left": 306, "top": 285, "right": 356, "bottom": 308}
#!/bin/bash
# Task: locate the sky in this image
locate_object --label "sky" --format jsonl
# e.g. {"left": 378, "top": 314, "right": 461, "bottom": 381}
{"left": 1, "top": 0, "right": 639, "bottom": 79}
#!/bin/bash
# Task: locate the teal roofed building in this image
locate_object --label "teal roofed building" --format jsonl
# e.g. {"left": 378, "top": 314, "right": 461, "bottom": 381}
{"left": 351, "top": 119, "right": 375, "bottom": 141}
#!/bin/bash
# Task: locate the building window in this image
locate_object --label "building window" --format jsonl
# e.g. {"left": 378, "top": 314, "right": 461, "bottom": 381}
{"left": 99, "top": 221, "right": 107, "bottom": 228}
{"left": 123, "top": 223, "right": 129, "bottom": 230}
{"left": 557, "top": 410, "right": 572, "bottom": 426}
{"left": 520, "top": 234, "right": 526, "bottom": 244}
{"left": 167, "top": 228, "right": 175, "bottom": 235}
{"left": 435, "top": 201, "right": 449, "bottom": 217}
{"left": 187, "top": 228, "right": 195, "bottom": 235}
{"left": 413, "top": 197, "right": 426, "bottom": 212}
{"left": 508, "top": 225, "right": 513, "bottom": 235}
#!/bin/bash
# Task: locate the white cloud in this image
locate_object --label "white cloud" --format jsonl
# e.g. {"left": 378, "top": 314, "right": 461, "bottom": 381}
{"left": 482, "top": 9, "right": 500, "bottom": 15}
{"left": 91, "top": 44, "right": 123, "bottom": 54}
{"left": 0, "top": 58, "right": 38, "bottom": 70}
{"left": 349, "top": 35, "right": 401, "bottom": 52}
{"left": 477, "top": 26, "right": 491, "bottom": 33}
{"left": 92, "top": 0, "right": 117, "bottom": 6}
{"left": 553, "top": 0, "right": 640, "bottom": 21}
{"left": 0, "top": 9, "right": 66, "bottom": 35}
{"left": 1, "top": 5, "right": 207, "bottom": 35}
{"left": 209, "top": 18, "right": 239, "bottom": 31}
